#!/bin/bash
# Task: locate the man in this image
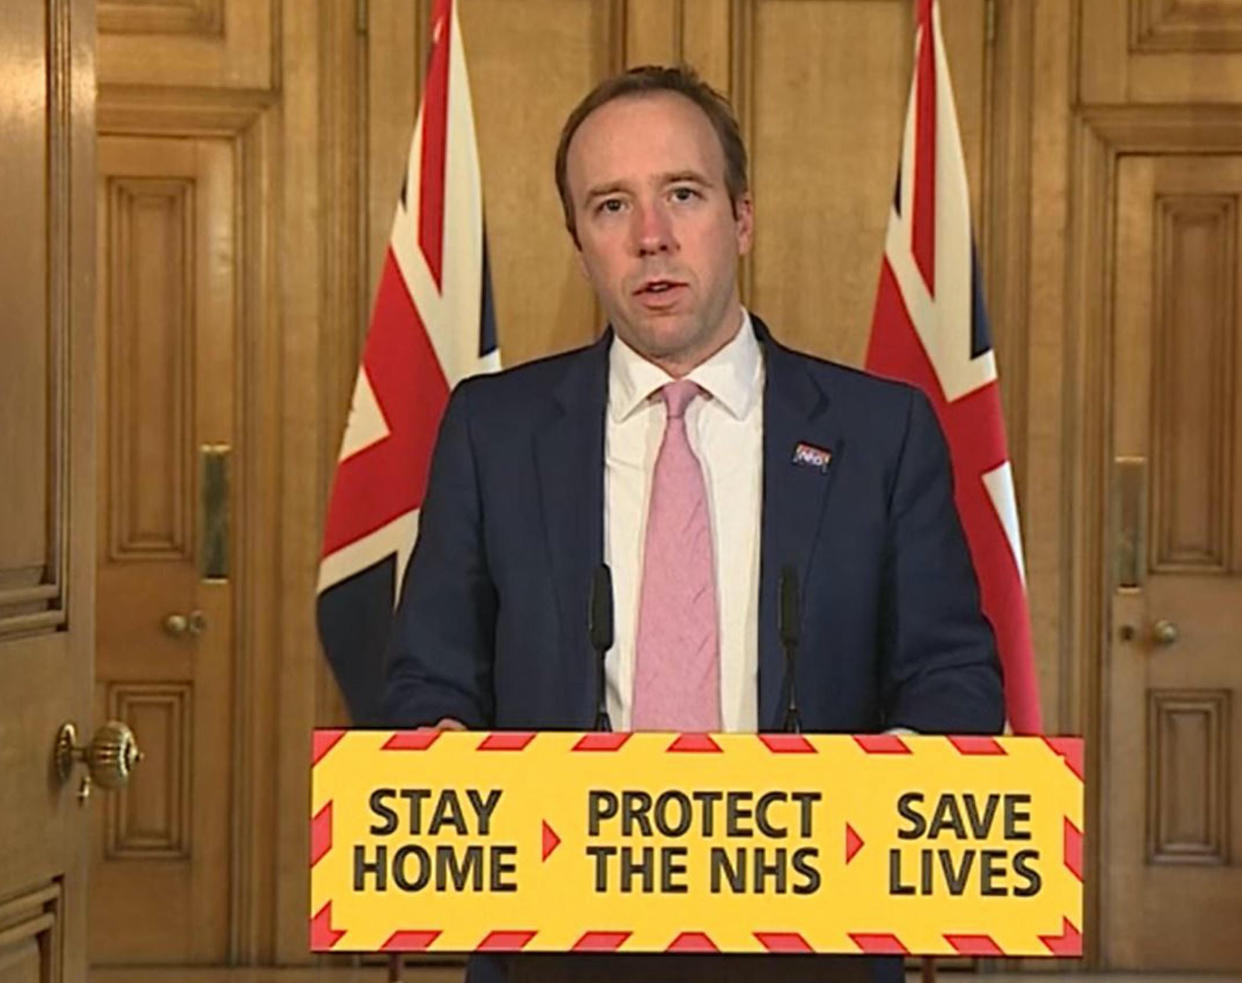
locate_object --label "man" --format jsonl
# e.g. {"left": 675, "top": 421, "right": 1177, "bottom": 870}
{"left": 385, "top": 66, "right": 1003, "bottom": 983}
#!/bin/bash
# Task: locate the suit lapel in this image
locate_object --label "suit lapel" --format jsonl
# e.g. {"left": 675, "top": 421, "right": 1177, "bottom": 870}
{"left": 755, "top": 319, "right": 843, "bottom": 730}
{"left": 533, "top": 332, "right": 610, "bottom": 726}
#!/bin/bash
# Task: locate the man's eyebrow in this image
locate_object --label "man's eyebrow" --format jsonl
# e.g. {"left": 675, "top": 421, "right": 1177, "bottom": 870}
{"left": 584, "top": 181, "right": 630, "bottom": 204}
{"left": 661, "top": 170, "right": 713, "bottom": 186}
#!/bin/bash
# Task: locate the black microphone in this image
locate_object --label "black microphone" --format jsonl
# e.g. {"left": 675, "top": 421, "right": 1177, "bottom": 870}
{"left": 589, "top": 564, "right": 614, "bottom": 731}
{"left": 779, "top": 564, "right": 802, "bottom": 733}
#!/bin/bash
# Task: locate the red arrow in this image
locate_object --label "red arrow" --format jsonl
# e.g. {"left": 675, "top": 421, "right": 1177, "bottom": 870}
{"left": 541, "top": 820, "right": 561, "bottom": 861}
{"left": 845, "top": 823, "right": 865, "bottom": 864}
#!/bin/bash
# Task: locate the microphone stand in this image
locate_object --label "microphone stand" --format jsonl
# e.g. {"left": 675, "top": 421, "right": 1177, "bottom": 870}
{"left": 780, "top": 564, "right": 803, "bottom": 734}
{"left": 589, "top": 564, "right": 614, "bottom": 732}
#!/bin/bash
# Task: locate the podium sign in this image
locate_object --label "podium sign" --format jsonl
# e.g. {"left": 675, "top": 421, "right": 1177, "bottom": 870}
{"left": 310, "top": 731, "right": 1083, "bottom": 957}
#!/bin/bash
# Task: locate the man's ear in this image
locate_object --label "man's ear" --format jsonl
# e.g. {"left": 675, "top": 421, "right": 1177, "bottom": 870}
{"left": 735, "top": 192, "right": 755, "bottom": 257}
{"left": 572, "top": 237, "right": 589, "bottom": 280}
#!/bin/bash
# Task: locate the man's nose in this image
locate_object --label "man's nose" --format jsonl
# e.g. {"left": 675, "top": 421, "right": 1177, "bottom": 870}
{"left": 633, "top": 201, "right": 675, "bottom": 255}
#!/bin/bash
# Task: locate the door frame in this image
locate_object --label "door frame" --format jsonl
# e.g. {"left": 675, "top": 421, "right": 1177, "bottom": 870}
{"left": 1065, "top": 102, "right": 1242, "bottom": 968}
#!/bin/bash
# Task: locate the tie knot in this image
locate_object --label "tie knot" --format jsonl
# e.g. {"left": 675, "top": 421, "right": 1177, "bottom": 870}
{"left": 660, "top": 379, "right": 702, "bottom": 419}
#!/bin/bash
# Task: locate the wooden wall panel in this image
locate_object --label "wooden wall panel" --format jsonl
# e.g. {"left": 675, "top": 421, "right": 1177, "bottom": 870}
{"left": 105, "top": 177, "right": 195, "bottom": 562}
{"left": 1147, "top": 690, "right": 1230, "bottom": 865}
{"left": 460, "top": 0, "right": 618, "bottom": 363}
{"left": 1131, "top": 0, "right": 1242, "bottom": 53}
{"left": 0, "top": 0, "right": 63, "bottom": 631}
{"left": 0, "top": 885, "right": 61, "bottom": 983}
{"left": 362, "top": 1, "right": 621, "bottom": 376}
{"left": 1152, "top": 196, "right": 1236, "bottom": 573}
{"left": 99, "top": 0, "right": 225, "bottom": 36}
{"left": 742, "top": 0, "right": 987, "bottom": 365}
{"left": 97, "top": 0, "right": 273, "bottom": 89}
{"left": 1083, "top": 0, "right": 1242, "bottom": 102}
{"left": 107, "top": 684, "right": 192, "bottom": 860}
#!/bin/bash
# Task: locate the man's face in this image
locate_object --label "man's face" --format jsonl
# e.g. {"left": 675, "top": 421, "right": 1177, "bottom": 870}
{"left": 565, "top": 91, "right": 753, "bottom": 375}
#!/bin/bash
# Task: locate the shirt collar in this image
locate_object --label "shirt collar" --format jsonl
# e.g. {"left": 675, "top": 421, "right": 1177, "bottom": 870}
{"left": 608, "top": 309, "right": 763, "bottom": 423}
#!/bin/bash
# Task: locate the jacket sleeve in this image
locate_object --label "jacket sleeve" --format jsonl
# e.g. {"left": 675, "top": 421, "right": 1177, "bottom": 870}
{"left": 879, "top": 388, "right": 1006, "bottom": 734}
{"left": 382, "top": 380, "right": 497, "bottom": 728}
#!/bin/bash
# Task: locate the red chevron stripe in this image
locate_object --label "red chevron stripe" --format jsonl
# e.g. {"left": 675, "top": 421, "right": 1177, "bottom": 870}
{"left": 312, "top": 729, "right": 346, "bottom": 765}
{"left": 573, "top": 733, "right": 631, "bottom": 751}
{"left": 381, "top": 930, "right": 441, "bottom": 951}
{"left": 667, "top": 932, "right": 718, "bottom": 952}
{"left": 758, "top": 734, "right": 816, "bottom": 753}
{"left": 572, "top": 931, "right": 631, "bottom": 951}
{"left": 948, "top": 735, "right": 1006, "bottom": 755}
{"left": 310, "top": 801, "right": 333, "bottom": 867}
{"left": 1043, "top": 736, "right": 1085, "bottom": 782}
{"left": 309, "top": 902, "right": 346, "bottom": 950}
{"left": 850, "top": 933, "right": 909, "bottom": 955}
{"left": 1039, "top": 918, "right": 1082, "bottom": 956}
{"left": 477, "top": 732, "right": 535, "bottom": 751}
{"left": 755, "top": 932, "right": 813, "bottom": 953}
{"left": 1064, "top": 817, "right": 1084, "bottom": 881}
{"left": 946, "top": 934, "right": 1004, "bottom": 956}
{"left": 477, "top": 930, "right": 537, "bottom": 951}
{"left": 382, "top": 730, "right": 442, "bottom": 750}
{"left": 853, "top": 734, "right": 911, "bottom": 754}
{"left": 667, "top": 734, "right": 723, "bottom": 753}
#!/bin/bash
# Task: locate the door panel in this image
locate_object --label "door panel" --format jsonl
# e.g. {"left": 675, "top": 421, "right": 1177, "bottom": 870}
{"left": 1109, "top": 153, "right": 1242, "bottom": 970}
{"left": 92, "top": 133, "right": 237, "bottom": 963}
{"left": 0, "top": 4, "right": 96, "bottom": 983}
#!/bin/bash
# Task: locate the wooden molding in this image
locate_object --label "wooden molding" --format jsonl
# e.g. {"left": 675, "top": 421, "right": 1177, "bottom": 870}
{"left": 0, "top": 882, "right": 63, "bottom": 983}
{"left": 1129, "top": 0, "right": 1242, "bottom": 53}
{"left": 99, "top": 0, "right": 225, "bottom": 37}
{"left": 730, "top": 0, "right": 756, "bottom": 305}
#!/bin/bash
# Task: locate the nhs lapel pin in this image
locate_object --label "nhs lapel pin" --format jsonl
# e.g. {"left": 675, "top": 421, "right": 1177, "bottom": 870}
{"left": 792, "top": 441, "right": 833, "bottom": 473}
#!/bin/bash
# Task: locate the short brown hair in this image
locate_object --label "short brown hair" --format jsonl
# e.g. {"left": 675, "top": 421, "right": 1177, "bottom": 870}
{"left": 554, "top": 64, "right": 749, "bottom": 244}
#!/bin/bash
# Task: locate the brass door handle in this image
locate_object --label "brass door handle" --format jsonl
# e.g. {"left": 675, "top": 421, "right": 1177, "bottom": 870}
{"left": 163, "top": 610, "right": 207, "bottom": 637}
{"left": 55, "top": 720, "right": 144, "bottom": 792}
{"left": 1152, "top": 619, "right": 1179, "bottom": 646}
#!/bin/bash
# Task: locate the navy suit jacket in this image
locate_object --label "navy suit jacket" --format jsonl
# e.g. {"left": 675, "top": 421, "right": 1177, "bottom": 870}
{"left": 385, "top": 315, "right": 1003, "bottom": 735}
{"left": 382, "top": 316, "right": 1003, "bottom": 983}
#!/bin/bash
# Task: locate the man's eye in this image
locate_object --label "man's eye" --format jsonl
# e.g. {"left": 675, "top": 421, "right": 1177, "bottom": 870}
{"left": 597, "top": 199, "right": 625, "bottom": 215}
{"left": 671, "top": 187, "right": 700, "bottom": 203}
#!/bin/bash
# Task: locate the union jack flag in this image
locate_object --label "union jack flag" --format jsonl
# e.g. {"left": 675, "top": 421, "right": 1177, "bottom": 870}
{"left": 865, "top": 0, "right": 1041, "bottom": 733}
{"left": 317, "top": 0, "right": 499, "bottom": 724}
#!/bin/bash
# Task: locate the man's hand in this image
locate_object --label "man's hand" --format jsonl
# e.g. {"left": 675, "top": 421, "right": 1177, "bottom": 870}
{"left": 416, "top": 718, "right": 466, "bottom": 732}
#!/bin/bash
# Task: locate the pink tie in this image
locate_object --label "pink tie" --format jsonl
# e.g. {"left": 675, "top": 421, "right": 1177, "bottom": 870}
{"left": 632, "top": 380, "right": 721, "bottom": 731}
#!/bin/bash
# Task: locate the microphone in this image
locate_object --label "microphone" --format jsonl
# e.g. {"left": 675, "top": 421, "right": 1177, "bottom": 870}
{"left": 779, "top": 564, "right": 802, "bottom": 733}
{"left": 589, "top": 564, "right": 614, "bottom": 731}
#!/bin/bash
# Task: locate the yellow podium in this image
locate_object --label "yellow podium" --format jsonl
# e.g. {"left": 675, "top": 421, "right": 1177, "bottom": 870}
{"left": 310, "top": 730, "right": 1082, "bottom": 957}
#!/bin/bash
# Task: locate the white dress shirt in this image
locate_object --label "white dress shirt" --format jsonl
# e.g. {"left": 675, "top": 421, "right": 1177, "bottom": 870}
{"left": 603, "top": 309, "right": 764, "bottom": 732}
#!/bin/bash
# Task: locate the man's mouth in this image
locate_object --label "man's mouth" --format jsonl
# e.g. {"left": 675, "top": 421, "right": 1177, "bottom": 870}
{"left": 635, "top": 279, "right": 685, "bottom": 296}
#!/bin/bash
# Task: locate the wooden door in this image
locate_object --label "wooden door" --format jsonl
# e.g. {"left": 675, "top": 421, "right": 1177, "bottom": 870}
{"left": 1108, "top": 153, "right": 1242, "bottom": 970}
{"left": 0, "top": 2, "right": 97, "bottom": 983}
{"left": 90, "top": 133, "right": 237, "bottom": 963}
